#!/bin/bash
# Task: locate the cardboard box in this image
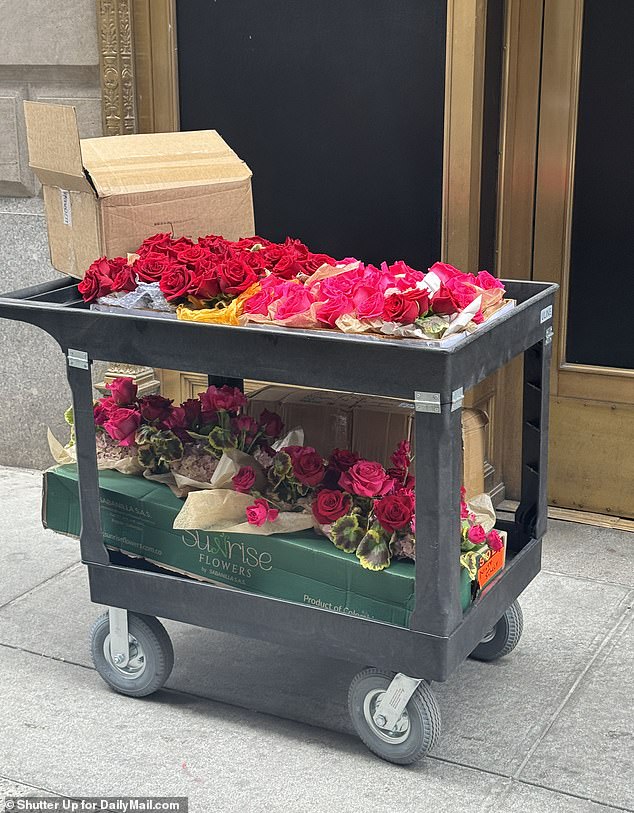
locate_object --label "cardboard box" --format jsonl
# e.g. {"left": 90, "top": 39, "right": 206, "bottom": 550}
{"left": 24, "top": 102, "right": 254, "bottom": 278}
{"left": 246, "top": 385, "right": 364, "bottom": 457}
{"left": 247, "top": 385, "right": 488, "bottom": 498}
{"left": 352, "top": 398, "right": 488, "bottom": 498}
{"left": 43, "top": 465, "right": 476, "bottom": 626}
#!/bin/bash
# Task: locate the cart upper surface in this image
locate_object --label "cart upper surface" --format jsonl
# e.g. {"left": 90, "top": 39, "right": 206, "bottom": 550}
{"left": 0, "top": 277, "right": 557, "bottom": 401}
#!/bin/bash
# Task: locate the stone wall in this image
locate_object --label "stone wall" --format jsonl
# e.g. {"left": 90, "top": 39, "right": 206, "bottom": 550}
{"left": 0, "top": 0, "right": 102, "bottom": 467}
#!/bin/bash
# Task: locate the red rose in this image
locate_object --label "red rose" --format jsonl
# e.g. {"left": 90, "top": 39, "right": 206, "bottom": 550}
{"left": 198, "top": 234, "right": 232, "bottom": 253}
{"left": 382, "top": 292, "right": 420, "bottom": 325}
{"left": 374, "top": 491, "right": 415, "bottom": 533}
{"left": 138, "top": 394, "right": 173, "bottom": 423}
{"left": 78, "top": 257, "right": 116, "bottom": 303}
{"left": 217, "top": 255, "right": 258, "bottom": 296}
{"left": 177, "top": 245, "right": 210, "bottom": 267}
{"left": 339, "top": 460, "right": 393, "bottom": 498}
{"left": 200, "top": 385, "right": 247, "bottom": 413}
{"left": 259, "top": 409, "right": 284, "bottom": 439}
{"left": 391, "top": 440, "right": 411, "bottom": 471}
{"left": 232, "top": 235, "right": 272, "bottom": 250}
{"left": 106, "top": 377, "right": 137, "bottom": 406}
{"left": 93, "top": 399, "right": 114, "bottom": 426}
{"left": 136, "top": 233, "right": 173, "bottom": 258}
{"left": 430, "top": 284, "right": 459, "bottom": 315}
{"left": 232, "top": 465, "right": 257, "bottom": 493}
{"left": 103, "top": 407, "right": 142, "bottom": 447}
{"left": 166, "top": 237, "right": 195, "bottom": 258}
{"left": 112, "top": 263, "right": 138, "bottom": 293}
{"left": 163, "top": 406, "right": 188, "bottom": 431}
{"left": 191, "top": 261, "right": 221, "bottom": 301}
{"left": 328, "top": 449, "right": 359, "bottom": 472}
{"left": 246, "top": 498, "right": 279, "bottom": 526}
{"left": 134, "top": 253, "right": 174, "bottom": 283}
{"left": 181, "top": 398, "right": 202, "bottom": 429}
{"left": 159, "top": 264, "right": 194, "bottom": 301}
{"left": 312, "top": 489, "right": 351, "bottom": 525}
{"left": 289, "top": 446, "right": 325, "bottom": 487}
{"left": 263, "top": 239, "right": 309, "bottom": 279}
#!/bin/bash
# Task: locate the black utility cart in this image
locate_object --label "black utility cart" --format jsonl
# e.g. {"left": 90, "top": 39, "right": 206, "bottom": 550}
{"left": 0, "top": 277, "right": 557, "bottom": 765}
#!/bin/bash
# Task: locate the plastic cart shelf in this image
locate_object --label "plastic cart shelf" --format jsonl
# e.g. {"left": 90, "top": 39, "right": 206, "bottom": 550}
{"left": 0, "top": 276, "right": 557, "bottom": 764}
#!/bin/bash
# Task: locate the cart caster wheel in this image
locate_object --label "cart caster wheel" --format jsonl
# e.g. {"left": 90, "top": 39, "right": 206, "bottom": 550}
{"left": 470, "top": 600, "right": 523, "bottom": 662}
{"left": 90, "top": 612, "right": 174, "bottom": 697}
{"left": 348, "top": 668, "right": 441, "bottom": 765}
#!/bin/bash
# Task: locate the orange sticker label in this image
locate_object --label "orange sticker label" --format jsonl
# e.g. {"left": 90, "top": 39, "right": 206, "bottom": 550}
{"left": 477, "top": 547, "right": 505, "bottom": 588}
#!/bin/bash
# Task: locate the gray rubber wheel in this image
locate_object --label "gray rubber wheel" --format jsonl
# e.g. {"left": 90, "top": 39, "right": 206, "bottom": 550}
{"left": 90, "top": 612, "right": 174, "bottom": 697}
{"left": 470, "top": 600, "right": 524, "bottom": 662}
{"left": 348, "top": 668, "right": 441, "bottom": 765}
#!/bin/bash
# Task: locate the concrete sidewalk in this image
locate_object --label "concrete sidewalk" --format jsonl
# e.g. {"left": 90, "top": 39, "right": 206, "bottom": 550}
{"left": 0, "top": 466, "right": 632, "bottom": 812}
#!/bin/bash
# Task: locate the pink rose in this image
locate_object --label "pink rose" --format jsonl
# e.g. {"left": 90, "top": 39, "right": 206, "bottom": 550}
{"left": 246, "top": 498, "right": 279, "bottom": 526}
{"left": 232, "top": 465, "right": 256, "bottom": 493}
{"left": 315, "top": 294, "right": 354, "bottom": 327}
{"left": 445, "top": 276, "right": 479, "bottom": 310}
{"left": 475, "top": 270, "right": 505, "bottom": 291}
{"left": 243, "top": 288, "right": 275, "bottom": 316}
{"left": 339, "top": 460, "right": 393, "bottom": 498}
{"left": 353, "top": 285, "right": 385, "bottom": 319}
{"left": 103, "top": 407, "right": 141, "bottom": 447}
{"left": 106, "top": 377, "right": 137, "bottom": 406}
{"left": 427, "top": 262, "right": 464, "bottom": 284}
{"left": 486, "top": 529, "right": 505, "bottom": 552}
{"left": 272, "top": 282, "right": 314, "bottom": 320}
{"left": 467, "top": 524, "right": 486, "bottom": 544}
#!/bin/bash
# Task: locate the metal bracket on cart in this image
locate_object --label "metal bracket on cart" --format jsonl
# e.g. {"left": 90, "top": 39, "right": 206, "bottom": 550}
{"left": 414, "top": 388, "right": 464, "bottom": 414}
{"left": 109, "top": 607, "right": 130, "bottom": 667}
{"left": 67, "top": 349, "right": 89, "bottom": 370}
{"left": 372, "top": 673, "right": 422, "bottom": 731}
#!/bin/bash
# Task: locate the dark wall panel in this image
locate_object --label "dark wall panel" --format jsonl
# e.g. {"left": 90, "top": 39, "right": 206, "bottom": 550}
{"left": 566, "top": 0, "right": 634, "bottom": 369}
{"left": 177, "top": 0, "right": 447, "bottom": 269}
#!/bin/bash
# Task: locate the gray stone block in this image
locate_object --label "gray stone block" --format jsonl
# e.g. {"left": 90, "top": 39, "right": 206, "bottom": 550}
{"left": 521, "top": 606, "right": 634, "bottom": 810}
{"left": 0, "top": 1, "right": 99, "bottom": 67}
{"left": 0, "top": 467, "right": 79, "bottom": 606}
{"left": 542, "top": 519, "right": 634, "bottom": 587}
{"left": 0, "top": 209, "right": 73, "bottom": 468}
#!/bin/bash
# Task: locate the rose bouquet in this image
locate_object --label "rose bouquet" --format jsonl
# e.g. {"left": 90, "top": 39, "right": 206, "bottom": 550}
{"left": 78, "top": 232, "right": 510, "bottom": 342}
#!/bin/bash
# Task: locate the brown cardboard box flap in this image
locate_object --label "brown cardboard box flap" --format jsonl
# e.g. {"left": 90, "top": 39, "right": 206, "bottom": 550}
{"left": 24, "top": 102, "right": 94, "bottom": 194}
{"left": 80, "top": 130, "right": 253, "bottom": 197}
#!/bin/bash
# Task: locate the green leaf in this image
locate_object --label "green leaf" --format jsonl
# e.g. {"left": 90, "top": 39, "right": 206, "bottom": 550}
{"left": 356, "top": 528, "right": 391, "bottom": 571}
{"left": 272, "top": 451, "right": 292, "bottom": 477}
{"left": 460, "top": 551, "right": 478, "bottom": 581}
{"left": 64, "top": 406, "right": 74, "bottom": 426}
{"left": 153, "top": 430, "right": 184, "bottom": 463}
{"left": 330, "top": 514, "right": 364, "bottom": 554}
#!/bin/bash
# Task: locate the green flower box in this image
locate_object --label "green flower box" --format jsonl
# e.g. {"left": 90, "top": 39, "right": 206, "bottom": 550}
{"left": 42, "top": 465, "right": 473, "bottom": 628}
